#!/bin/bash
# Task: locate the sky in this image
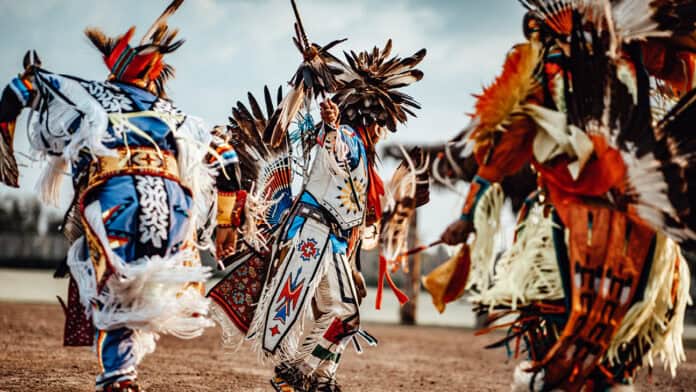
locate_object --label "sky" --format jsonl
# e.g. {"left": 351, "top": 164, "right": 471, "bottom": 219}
{"left": 0, "top": 0, "right": 526, "bottom": 243}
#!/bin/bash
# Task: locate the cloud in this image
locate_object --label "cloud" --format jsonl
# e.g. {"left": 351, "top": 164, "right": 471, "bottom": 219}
{"left": 0, "top": 0, "right": 527, "bottom": 241}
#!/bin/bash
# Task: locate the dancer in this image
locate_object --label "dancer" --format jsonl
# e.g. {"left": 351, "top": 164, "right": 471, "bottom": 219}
{"left": 428, "top": 1, "right": 696, "bottom": 390}
{"left": 207, "top": 4, "right": 428, "bottom": 390}
{"left": 0, "top": 1, "right": 231, "bottom": 390}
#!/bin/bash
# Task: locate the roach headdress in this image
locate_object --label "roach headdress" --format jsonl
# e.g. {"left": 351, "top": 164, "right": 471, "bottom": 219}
{"left": 332, "top": 40, "right": 426, "bottom": 133}
{"left": 84, "top": 0, "right": 185, "bottom": 96}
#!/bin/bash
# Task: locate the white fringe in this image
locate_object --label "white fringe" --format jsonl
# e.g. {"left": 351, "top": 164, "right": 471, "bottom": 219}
{"left": 209, "top": 302, "right": 246, "bottom": 350}
{"left": 36, "top": 156, "right": 68, "bottom": 207}
{"left": 511, "top": 361, "right": 544, "bottom": 392}
{"left": 247, "top": 244, "right": 332, "bottom": 364}
{"left": 120, "top": 329, "right": 158, "bottom": 366}
{"left": 68, "top": 201, "right": 214, "bottom": 340}
{"left": 466, "top": 183, "right": 504, "bottom": 292}
{"left": 174, "top": 116, "right": 218, "bottom": 252}
{"left": 292, "top": 311, "right": 335, "bottom": 366}
{"left": 31, "top": 72, "right": 114, "bottom": 160}
{"left": 247, "top": 261, "right": 285, "bottom": 363}
{"left": 241, "top": 187, "right": 276, "bottom": 252}
{"left": 380, "top": 145, "right": 430, "bottom": 264}
{"left": 67, "top": 236, "right": 98, "bottom": 307}
{"left": 607, "top": 235, "right": 691, "bottom": 377}
{"left": 473, "top": 204, "right": 563, "bottom": 309}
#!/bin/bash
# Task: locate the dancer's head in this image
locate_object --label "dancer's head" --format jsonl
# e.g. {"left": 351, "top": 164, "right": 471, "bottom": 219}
{"left": 85, "top": 0, "right": 185, "bottom": 97}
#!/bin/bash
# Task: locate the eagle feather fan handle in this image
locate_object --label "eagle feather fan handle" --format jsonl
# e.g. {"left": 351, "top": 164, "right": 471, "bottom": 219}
{"left": 265, "top": 0, "right": 347, "bottom": 148}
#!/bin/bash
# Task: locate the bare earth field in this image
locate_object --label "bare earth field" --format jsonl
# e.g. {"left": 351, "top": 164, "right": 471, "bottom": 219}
{"left": 0, "top": 302, "right": 694, "bottom": 392}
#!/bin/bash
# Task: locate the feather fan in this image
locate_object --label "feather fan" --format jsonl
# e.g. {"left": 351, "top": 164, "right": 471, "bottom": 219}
{"left": 651, "top": 89, "right": 696, "bottom": 250}
{"left": 225, "top": 86, "right": 294, "bottom": 229}
{"left": 332, "top": 39, "right": 426, "bottom": 133}
{"left": 518, "top": 0, "right": 577, "bottom": 36}
{"left": 266, "top": 0, "right": 346, "bottom": 147}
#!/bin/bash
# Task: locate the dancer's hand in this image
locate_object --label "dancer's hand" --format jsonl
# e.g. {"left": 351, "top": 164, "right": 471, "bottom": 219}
{"left": 320, "top": 99, "right": 339, "bottom": 128}
{"left": 216, "top": 227, "right": 238, "bottom": 261}
{"left": 440, "top": 219, "right": 474, "bottom": 246}
{"left": 352, "top": 270, "right": 368, "bottom": 304}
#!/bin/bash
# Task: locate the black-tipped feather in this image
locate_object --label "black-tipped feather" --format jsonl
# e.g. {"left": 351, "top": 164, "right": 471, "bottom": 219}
{"left": 225, "top": 86, "right": 288, "bottom": 191}
{"left": 332, "top": 40, "right": 426, "bottom": 133}
{"left": 653, "top": 89, "right": 696, "bottom": 250}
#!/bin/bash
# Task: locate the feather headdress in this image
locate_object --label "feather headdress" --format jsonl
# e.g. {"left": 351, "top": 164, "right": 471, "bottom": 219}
{"left": 332, "top": 39, "right": 426, "bottom": 133}
{"left": 519, "top": 0, "right": 576, "bottom": 36}
{"left": 84, "top": 0, "right": 185, "bottom": 96}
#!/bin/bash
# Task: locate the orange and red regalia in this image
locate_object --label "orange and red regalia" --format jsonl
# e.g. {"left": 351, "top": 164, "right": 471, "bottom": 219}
{"left": 426, "top": 2, "right": 696, "bottom": 391}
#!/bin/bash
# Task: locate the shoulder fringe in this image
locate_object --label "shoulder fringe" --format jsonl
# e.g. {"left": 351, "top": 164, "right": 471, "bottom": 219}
{"left": 466, "top": 183, "right": 504, "bottom": 292}
{"left": 31, "top": 74, "right": 115, "bottom": 205}
{"left": 175, "top": 116, "right": 218, "bottom": 252}
{"left": 471, "top": 203, "right": 564, "bottom": 309}
{"left": 606, "top": 234, "right": 691, "bottom": 376}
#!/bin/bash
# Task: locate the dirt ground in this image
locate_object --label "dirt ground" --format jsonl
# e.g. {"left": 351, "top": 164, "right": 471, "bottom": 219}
{"left": 0, "top": 302, "right": 694, "bottom": 392}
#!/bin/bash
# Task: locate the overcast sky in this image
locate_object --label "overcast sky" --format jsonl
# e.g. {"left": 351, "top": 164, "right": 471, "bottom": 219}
{"left": 0, "top": 0, "right": 525, "bottom": 243}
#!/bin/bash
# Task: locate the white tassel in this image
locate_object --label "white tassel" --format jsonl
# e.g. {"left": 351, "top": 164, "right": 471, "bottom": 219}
{"left": 36, "top": 156, "right": 68, "bottom": 207}
{"left": 466, "top": 183, "right": 505, "bottom": 292}
{"left": 66, "top": 236, "right": 98, "bottom": 319}
{"left": 472, "top": 203, "right": 563, "bottom": 309}
{"left": 607, "top": 235, "right": 691, "bottom": 376}
{"left": 174, "top": 116, "right": 218, "bottom": 251}
{"left": 73, "top": 201, "right": 214, "bottom": 339}
{"left": 209, "top": 302, "right": 246, "bottom": 350}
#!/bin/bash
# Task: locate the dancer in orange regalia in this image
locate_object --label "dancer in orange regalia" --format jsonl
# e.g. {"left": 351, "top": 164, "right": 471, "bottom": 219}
{"left": 427, "top": 1, "right": 696, "bottom": 390}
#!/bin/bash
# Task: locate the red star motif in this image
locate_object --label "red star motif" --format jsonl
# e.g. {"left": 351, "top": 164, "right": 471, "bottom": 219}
{"left": 270, "top": 325, "right": 280, "bottom": 336}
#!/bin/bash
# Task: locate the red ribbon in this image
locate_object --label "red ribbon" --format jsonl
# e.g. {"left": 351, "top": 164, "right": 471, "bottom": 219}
{"left": 376, "top": 254, "right": 409, "bottom": 310}
{"left": 357, "top": 128, "right": 385, "bottom": 221}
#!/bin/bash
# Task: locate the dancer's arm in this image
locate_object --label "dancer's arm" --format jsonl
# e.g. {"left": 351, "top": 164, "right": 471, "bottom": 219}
{"left": 441, "top": 116, "right": 536, "bottom": 245}
{"left": 441, "top": 42, "right": 541, "bottom": 245}
{"left": 209, "top": 127, "right": 246, "bottom": 258}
